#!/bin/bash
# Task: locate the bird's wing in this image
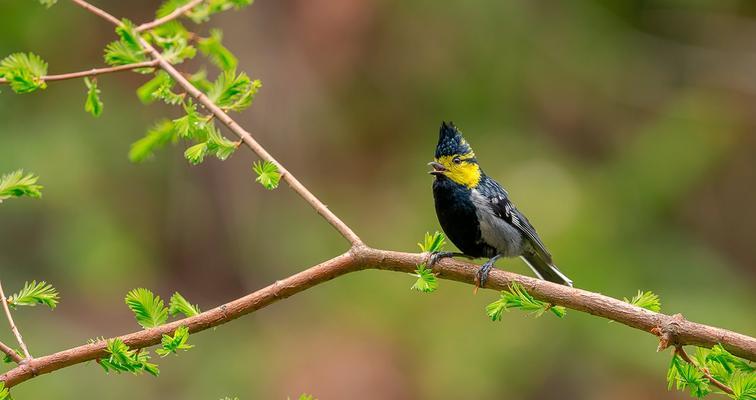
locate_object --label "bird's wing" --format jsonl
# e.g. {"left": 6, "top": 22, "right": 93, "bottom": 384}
{"left": 484, "top": 180, "right": 553, "bottom": 262}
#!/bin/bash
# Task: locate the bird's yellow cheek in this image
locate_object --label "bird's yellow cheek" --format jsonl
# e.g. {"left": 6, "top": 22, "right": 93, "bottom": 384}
{"left": 435, "top": 156, "right": 481, "bottom": 188}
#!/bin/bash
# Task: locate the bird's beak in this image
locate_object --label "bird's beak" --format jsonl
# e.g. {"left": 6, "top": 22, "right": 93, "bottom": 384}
{"left": 428, "top": 161, "right": 447, "bottom": 176}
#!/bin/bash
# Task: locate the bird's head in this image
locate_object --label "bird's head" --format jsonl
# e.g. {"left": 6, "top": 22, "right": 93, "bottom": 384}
{"left": 429, "top": 121, "right": 481, "bottom": 188}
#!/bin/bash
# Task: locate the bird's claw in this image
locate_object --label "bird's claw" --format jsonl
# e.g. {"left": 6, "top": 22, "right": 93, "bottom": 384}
{"left": 427, "top": 251, "right": 452, "bottom": 269}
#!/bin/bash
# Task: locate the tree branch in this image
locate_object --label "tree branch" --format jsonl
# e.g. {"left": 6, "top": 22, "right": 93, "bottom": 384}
{"left": 1, "top": 247, "right": 754, "bottom": 389}
{"left": 0, "top": 281, "right": 32, "bottom": 361}
{"left": 70, "top": 0, "right": 364, "bottom": 247}
{"left": 136, "top": 0, "right": 204, "bottom": 32}
{"left": 0, "top": 0, "right": 746, "bottom": 393}
{"left": 0, "top": 340, "right": 21, "bottom": 365}
{"left": 0, "top": 61, "right": 159, "bottom": 85}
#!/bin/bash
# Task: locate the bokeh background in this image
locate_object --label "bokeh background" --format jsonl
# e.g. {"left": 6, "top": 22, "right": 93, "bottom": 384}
{"left": 2, "top": 1, "right": 756, "bottom": 399}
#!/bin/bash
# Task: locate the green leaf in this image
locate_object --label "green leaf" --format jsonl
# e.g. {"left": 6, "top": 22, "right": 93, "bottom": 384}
{"left": 410, "top": 264, "right": 437, "bottom": 293}
{"left": 125, "top": 288, "right": 169, "bottom": 329}
{"left": 207, "top": 125, "right": 238, "bottom": 160}
{"left": 624, "top": 290, "right": 661, "bottom": 313}
{"left": 0, "top": 382, "right": 7, "bottom": 400}
{"left": 184, "top": 0, "right": 254, "bottom": 23}
{"left": 38, "top": 0, "right": 57, "bottom": 7}
{"left": 0, "top": 52, "right": 48, "bottom": 94}
{"left": 155, "top": 326, "right": 194, "bottom": 357}
{"left": 252, "top": 160, "right": 281, "bottom": 190}
{"left": 207, "top": 69, "right": 261, "bottom": 112}
{"left": 104, "top": 40, "right": 148, "bottom": 67}
{"left": 417, "top": 231, "right": 446, "bottom": 253}
{"left": 706, "top": 344, "right": 755, "bottom": 374}
{"left": 129, "top": 120, "right": 177, "bottom": 163}
{"left": 7, "top": 280, "right": 59, "bottom": 309}
{"left": 153, "top": 30, "right": 196, "bottom": 65}
{"left": 729, "top": 371, "right": 756, "bottom": 400}
{"left": 188, "top": 69, "right": 213, "bottom": 93}
{"left": 150, "top": 76, "right": 185, "bottom": 105}
{"left": 168, "top": 292, "right": 200, "bottom": 317}
{"left": 184, "top": 142, "right": 209, "bottom": 165}
{"left": 104, "top": 20, "right": 148, "bottom": 67}
{"left": 486, "top": 283, "right": 566, "bottom": 319}
{"left": 298, "top": 395, "right": 316, "bottom": 400}
{"left": 172, "top": 100, "right": 209, "bottom": 140}
{"left": 0, "top": 170, "right": 42, "bottom": 203}
{"left": 137, "top": 71, "right": 172, "bottom": 104}
{"left": 667, "top": 353, "right": 711, "bottom": 398}
{"left": 198, "top": 29, "right": 237, "bottom": 71}
{"left": 100, "top": 338, "right": 159, "bottom": 376}
{"left": 83, "top": 77, "right": 103, "bottom": 117}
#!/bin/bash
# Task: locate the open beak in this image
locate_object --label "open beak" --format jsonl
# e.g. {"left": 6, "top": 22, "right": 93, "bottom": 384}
{"left": 428, "top": 161, "right": 447, "bottom": 176}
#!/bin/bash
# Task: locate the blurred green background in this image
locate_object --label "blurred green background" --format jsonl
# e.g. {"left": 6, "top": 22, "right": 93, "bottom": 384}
{"left": 2, "top": 0, "right": 755, "bottom": 399}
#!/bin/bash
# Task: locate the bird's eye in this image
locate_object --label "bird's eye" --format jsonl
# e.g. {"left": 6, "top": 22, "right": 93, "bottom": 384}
{"left": 452, "top": 156, "right": 461, "bottom": 164}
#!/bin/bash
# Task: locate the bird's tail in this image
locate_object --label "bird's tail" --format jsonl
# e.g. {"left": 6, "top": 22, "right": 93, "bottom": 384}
{"left": 521, "top": 252, "right": 573, "bottom": 287}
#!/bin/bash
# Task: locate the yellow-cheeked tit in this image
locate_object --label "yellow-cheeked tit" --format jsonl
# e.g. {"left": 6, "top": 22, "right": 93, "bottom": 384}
{"left": 428, "top": 121, "right": 573, "bottom": 288}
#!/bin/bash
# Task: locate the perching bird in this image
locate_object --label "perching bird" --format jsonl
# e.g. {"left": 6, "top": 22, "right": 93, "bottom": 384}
{"left": 428, "top": 121, "right": 573, "bottom": 289}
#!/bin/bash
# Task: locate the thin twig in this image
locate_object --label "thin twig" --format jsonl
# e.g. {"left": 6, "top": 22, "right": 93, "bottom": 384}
{"left": 0, "top": 61, "right": 159, "bottom": 85}
{"left": 70, "top": 0, "right": 363, "bottom": 247}
{"left": 136, "top": 0, "right": 204, "bottom": 32}
{"left": 0, "top": 340, "right": 22, "bottom": 364}
{"left": 675, "top": 345, "right": 734, "bottom": 395}
{"left": 0, "top": 281, "right": 32, "bottom": 361}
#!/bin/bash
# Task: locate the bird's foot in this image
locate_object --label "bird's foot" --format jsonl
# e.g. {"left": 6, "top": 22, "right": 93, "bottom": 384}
{"left": 473, "top": 255, "right": 501, "bottom": 294}
{"left": 427, "top": 251, "right": 469, "bottom": 269}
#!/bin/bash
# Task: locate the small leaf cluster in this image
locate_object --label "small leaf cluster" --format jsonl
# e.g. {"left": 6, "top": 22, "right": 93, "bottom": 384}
{"left": 410, "top": 231, "right": 446, "bottom": 293}
{"left": 0, "top": 382, "right": 7, "bottom": 400}
{"left": 120, "top": 288, "right": 199, "bottom": 370}
{"left": 158, "top": 0, "right": 253, "bottom": 24}
{"left": 624, "top": 290, "right": 662, "bottom": 312}
{"left": 486, "top": 282, "right": 566, "bottom": 320}
{"left": 0, "top": 170, "right": 42, "bottom": 203}
{"left": 667, "top": 345, "right": 755, "bottom": 399}
{"left": 7, "top": 280, "right": 59, "bottom": 309}
{"left": 100, "top": 338, "right": 160, "bottom": 376}
{"left": 252, "top": 161, "right": 281, "bottom": 190}
{"left": 0, "top": 53, "right": 47, "bottom": 94}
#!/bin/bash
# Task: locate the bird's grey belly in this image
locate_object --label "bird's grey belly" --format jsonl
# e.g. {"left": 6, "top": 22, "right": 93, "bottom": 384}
{"left": 471, "top": 190, "right": 527, "bottom": 257}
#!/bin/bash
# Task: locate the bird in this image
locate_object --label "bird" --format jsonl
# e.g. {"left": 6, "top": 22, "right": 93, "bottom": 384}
{"left": 427, "top": 121, "right": 573, "bottom": 289}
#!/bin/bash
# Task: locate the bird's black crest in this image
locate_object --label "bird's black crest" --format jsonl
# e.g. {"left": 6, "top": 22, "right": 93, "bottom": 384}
{"left": 435, "top": 121, "right": 473, "bottom": 158}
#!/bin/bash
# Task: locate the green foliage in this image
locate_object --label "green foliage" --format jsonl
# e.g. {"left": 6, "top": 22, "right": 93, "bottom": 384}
{"left": 206, "top": 125, "right": 238, "bottom": 160}
{"left": 624, "top": 290, "right": 661, "bottom": 312}
{"left": 100, "top": 338, "right": 159, "bottom": 376}
{"left": 84, "top": 77, "right": 103, "bottom": 117}
{"left": 129, "top": 120, "right": 177, "bottom": 163}
{"left": 0, "top": 52, "right": 48, "bottom": 94}
{"left": 7, "top": 280, "right": 59, "bottom": 309}
{"left": 418, "top": 231, "right": 446, "bottom": 253}
{"left": 125, "top": 288, "right": 168, "bottom": 329}
{"left": 486, "top": 283, "right": 566, "bottom": 320}
{"left": 137, "top": 71, "right": 172, "bottom": 104}
{"left": 298, "top": 395, "right": 316, "bottom": 400}
{"left": 410, "top": 264, "right": 437, "bottom": 293}
{"left": 104, "top": 20, "right": 148, "bottom": 67}
{"left": 151, "top": 26, "right": 196, "bottom": 65}
{"left": 150, "top": 76, "right": 185, "bottom": 105}
{"left": 0, "top": 170, "right": 42, "bottom": 203}
{"left": 0, "top": 382, "right": 7, "bottom": 400}
{"left": 666, "top": 346, "right": 756, "bottom": 399}
{"left": 409, "top": 231, "right": 446, "bottom": 293}
{"left": 668, "top": 354, "right": 711, "bottom": 398}
{"left": 198, "top": 29, "right": 237, "bottom": 71}
{"left": 207, "top": 69, "right": 261, "bottom": 112}
{"left": 252, "top": 160, "right": 281, "bottom": 190}
{"left": 168, "top": 292, "right": 200, "bottom": 317}
{"left": 38, "top": 0, "right": 57, "bottom": 7}
{"left": 184, "top": 142, "right": 208, "bottom": 165}
{"left": 155, "top": 326, "right": 194, "bottom": 357}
